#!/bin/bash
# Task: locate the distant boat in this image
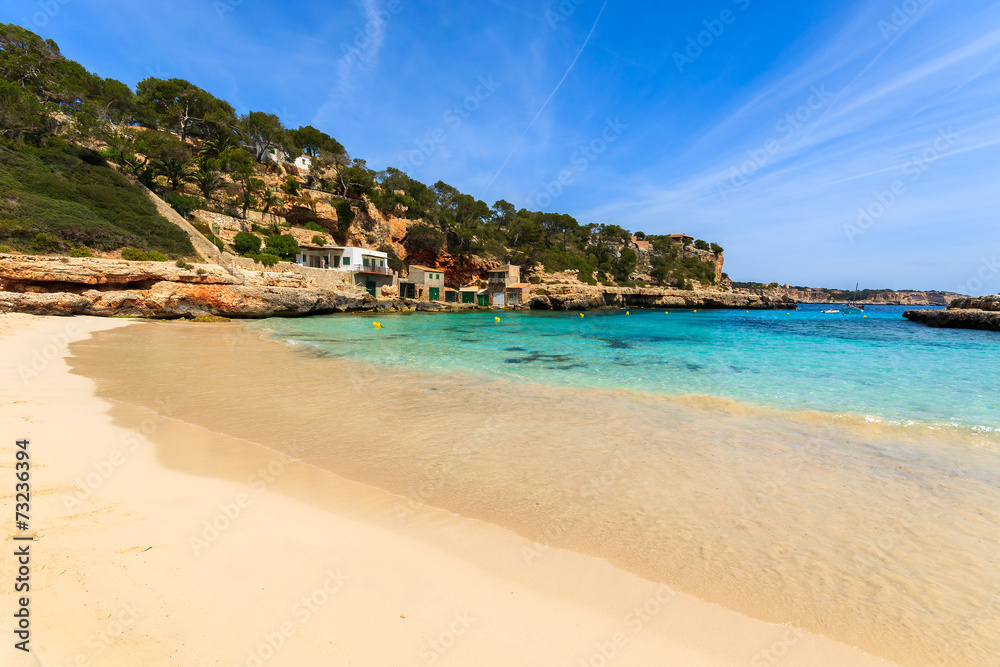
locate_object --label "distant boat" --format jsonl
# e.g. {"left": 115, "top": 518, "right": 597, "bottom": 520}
{"left": 822, "top": 309, "right": 841, "bottom": 314}
{"left": 842, "top": 283, "right": 865, "bottom": 315}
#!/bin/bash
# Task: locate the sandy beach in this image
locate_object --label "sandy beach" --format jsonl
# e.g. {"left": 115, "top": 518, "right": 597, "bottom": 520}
{"left": 0, "top": 315, "right": 893, "bottom": 666}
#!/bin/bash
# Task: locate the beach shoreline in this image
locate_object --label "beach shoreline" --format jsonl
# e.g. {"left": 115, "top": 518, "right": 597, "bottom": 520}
{"left": 0, "top": 314, "right": 898, "bottom": 666}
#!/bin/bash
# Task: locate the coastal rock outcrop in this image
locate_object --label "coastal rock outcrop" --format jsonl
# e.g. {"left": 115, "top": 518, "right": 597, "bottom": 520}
{"left": 904, "top": 296, "right": 1000, "bottom": 331}
{"left": 0, "top": 254, "right": 375, "bottom": 318}
{"left": 756, "top": 285, "right": 965, "bottom": 306}
{"left": 0, "top": 254, "right": 241, "bottom": 290}
{"left": 529, "top": 284, "right": 796, "bottom": 311}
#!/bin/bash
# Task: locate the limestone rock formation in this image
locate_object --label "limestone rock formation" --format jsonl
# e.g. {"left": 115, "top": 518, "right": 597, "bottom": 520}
{"left": 904, "top": 296, "right": 1000, "bottom": 331}
{"left": 529, "top": 284, "right": 796, "bottom": 311}
{"left": 0, "top": 254, "right": 374, "bottom": 318}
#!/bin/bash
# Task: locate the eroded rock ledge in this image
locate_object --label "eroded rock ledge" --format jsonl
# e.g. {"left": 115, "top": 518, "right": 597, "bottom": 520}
{"left": 0, "top": 254, "right": 375, "bottom": 318}
{"left": 904, "top": 296, "right": 1000, "bottom": 332}
{"left": 529, "top": 284, "right": 796, "bottom": 310}
{"left": 0, "top": 254, "right": 797, "bottom": 318}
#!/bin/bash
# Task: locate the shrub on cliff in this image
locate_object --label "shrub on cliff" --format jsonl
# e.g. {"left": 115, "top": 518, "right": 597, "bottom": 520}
{"left": 163, "top": 192, "right": 204, "bottom": 219}
{"left": 264, "top": 234, "right": 299, "bottom": 261}
{"left": 404, "top": 224, "right": 446, "bottom": 255}
{"left": 30, "top": 232, "right": 61, "bottom": 253}
{"left": 233, "top": 231, "right": 261, "bottom": 255}
{"left": 121, "top": 248, "right": 167, "bottom": 261}
{"left": 246, "top": 253, "right": 280, "bottom": 267}
{"left": 335, "top": 201, "right": 354, "bottom": 239}
{"left": 70, "top": 246, "right": 93, "bottom": 257}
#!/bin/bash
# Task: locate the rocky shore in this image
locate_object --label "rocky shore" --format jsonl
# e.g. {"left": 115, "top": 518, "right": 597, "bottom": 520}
{"left": 756, "top": 285, "right": 964, "bottom": 306}
{"left": 904, "top": 296, "right": 1000, "bottom": 332}
{"left": 0, "top": 254, "right": 376, "bottom": 318}
{"left": 529, "top": 283, "right": 796, "bottom": 310}
{"left": 0, "top": 254, "right": 797, "bottom": 318}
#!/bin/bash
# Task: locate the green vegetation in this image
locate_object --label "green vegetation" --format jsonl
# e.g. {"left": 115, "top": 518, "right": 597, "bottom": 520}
{"left": 334, "top": 201, "right": 354, "bottom": 239}
{"left": 0, "top": 141, "right": 195, "bottom": 255}
{"left": 645, "top": 236, "right": 718, "bottom": 287}
{"left": 162, "top": 192, "right": 203, "bottom": 218}
{"left": 122, "top": 248, "right": 168, "bottom": 261}
{"left": 233, "top": 231, "right": 261, "bottom": 255}
{"left": 264, "top": 234, "right": 299, "bottom": 261}
{"left": 0, "top": 22, "right": 725, "bottom": 287}
{"left": 245, "top": 253, "right": 280, "bottom": 267}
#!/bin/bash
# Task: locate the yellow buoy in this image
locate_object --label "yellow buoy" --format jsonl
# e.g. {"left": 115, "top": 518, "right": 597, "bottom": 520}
{"left": 746, "top": 310, "right": 749, "bottom": 313}
{"left": 626, "top": 311, "right": 630, "bottom": 315}
{"left": 864, "top": 315, "right": 868, "bottom": 318}
{"left": 694, "top": 310, "right": 698, "bottom": 313}
{"left": 372, "top": 322, "right": 382, "bottom": 328}
{"left": 495, "top": 316, "right": 500, "bottom": 323}
{"left": 580, "top": 313, "right": 585, "bottom": 318}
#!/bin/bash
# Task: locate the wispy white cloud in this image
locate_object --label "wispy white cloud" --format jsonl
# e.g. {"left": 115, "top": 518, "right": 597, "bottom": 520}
{"left": 575, "top": 1, "right": 1000, "bottom": 291}
{"left": 314, "top": 0, "right": 392, "bottom": 123}
{"left": 483, "top": 0, "right": 609, "bottom": 194}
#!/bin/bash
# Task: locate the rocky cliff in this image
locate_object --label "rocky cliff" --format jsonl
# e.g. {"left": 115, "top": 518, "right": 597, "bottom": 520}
{"left": 0, "top": 254, "right": 375, "bottom": 318}
{"left": 903, "top": 296, "right": 1000, "bottom": 332}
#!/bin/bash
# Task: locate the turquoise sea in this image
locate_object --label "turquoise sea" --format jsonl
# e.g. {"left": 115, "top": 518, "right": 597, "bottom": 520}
{"left": 254, "top": 304, "right": 1000, "bottom": 431}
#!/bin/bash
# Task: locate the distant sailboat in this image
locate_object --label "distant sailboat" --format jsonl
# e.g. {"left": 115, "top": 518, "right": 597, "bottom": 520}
{"left": 843, "top": 283, "right": 865, "bottom": 315}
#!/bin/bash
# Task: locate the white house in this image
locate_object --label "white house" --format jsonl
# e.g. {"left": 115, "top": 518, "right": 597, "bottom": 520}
{"left": 263, "top": 149, "right": 313, "bottom": 171}
{"left": 296, "top": 245, "right": 394, "bottom": 297}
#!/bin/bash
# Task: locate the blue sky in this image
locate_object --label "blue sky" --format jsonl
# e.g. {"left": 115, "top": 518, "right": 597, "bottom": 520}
{"left": 4, "top": 0, "right": 1000, "bottom": 293}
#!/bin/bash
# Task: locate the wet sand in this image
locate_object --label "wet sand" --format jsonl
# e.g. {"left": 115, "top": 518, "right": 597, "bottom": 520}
{"left": 60, "top": 318, "right": 1000, "bottom": 665}
{"left": 0, "top": 315, "right": 897, "bottom": 666}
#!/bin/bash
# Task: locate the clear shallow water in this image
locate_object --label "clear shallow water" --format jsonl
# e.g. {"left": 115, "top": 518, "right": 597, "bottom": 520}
{"left": 253, "top": 304, "right": 1000, "bottom": 430}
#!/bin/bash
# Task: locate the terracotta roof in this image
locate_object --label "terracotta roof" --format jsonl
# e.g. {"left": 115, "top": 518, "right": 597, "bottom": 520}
{"left": 507, "top": 283, "right": 531, "bottom": 289}
{"left": 408, "top": 264, "right": 441, "bottom": 272}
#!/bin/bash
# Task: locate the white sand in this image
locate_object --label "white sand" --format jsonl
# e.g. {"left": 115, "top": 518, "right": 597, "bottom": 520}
{"left": 0, "top": 315, "right": 891, "bottom": 666}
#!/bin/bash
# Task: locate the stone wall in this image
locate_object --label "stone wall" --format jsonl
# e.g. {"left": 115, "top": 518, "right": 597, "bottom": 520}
{"left": 221, "top": 253, "right": 360, "bottom": 292}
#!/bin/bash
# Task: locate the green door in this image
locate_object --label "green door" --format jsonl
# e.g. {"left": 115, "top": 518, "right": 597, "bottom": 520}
{"left": 462, "top": 292, "right": 474, "bottom": 304}
{"left": 429, "top": 287, "right": 440, "bottom": 301}
{"left": 477, "top": 295, "right": 488, "bottom": 306}
{"left": 365, "top": 280, "right": 377, "bottom": 297}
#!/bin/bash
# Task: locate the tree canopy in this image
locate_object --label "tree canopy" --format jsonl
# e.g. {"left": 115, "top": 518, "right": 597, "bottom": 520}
{"left": 135, "top": 77, "right": 235, "bottom": 141}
